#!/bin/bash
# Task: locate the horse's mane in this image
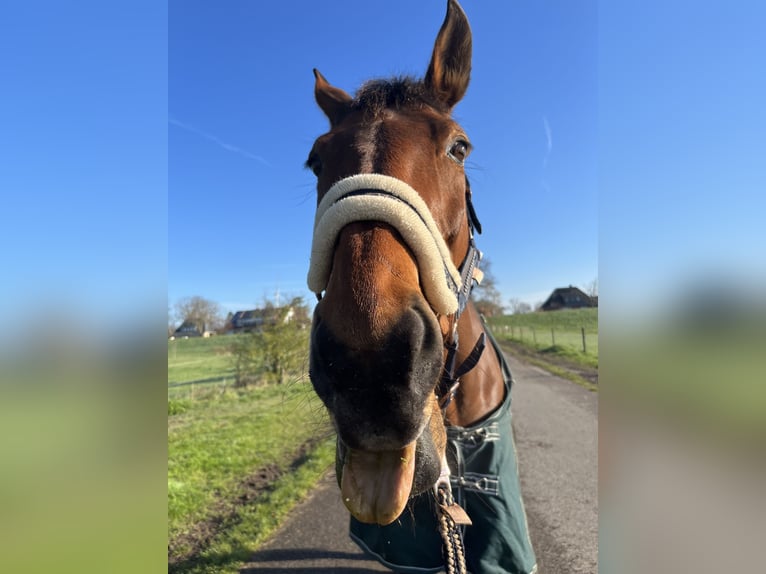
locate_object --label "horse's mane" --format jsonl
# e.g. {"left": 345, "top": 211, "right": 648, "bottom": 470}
{"left": 351, "top": 77, "right": 449, "bottom": 117}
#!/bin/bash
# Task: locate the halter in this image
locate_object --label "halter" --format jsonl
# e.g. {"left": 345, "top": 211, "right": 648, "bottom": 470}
{"left": 307, "top": 173, "right": 486, "bottom": 408}
{"left": 308, "top": 173, "right": 482, "bottom": 313}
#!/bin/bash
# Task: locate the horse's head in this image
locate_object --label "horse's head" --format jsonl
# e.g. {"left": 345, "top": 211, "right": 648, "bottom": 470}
{"left": 306, "top": 0, "right": 475, "bottom": 525}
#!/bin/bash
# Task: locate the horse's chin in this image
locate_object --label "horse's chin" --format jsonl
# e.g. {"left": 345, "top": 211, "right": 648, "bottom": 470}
{"left": 335, "top": 421, "right": 442, "bottom": 525}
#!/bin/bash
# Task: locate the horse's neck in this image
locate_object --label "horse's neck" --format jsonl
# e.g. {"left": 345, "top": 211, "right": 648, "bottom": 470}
{"left": 445, "top": 303, "right": 505, "bottom": 427}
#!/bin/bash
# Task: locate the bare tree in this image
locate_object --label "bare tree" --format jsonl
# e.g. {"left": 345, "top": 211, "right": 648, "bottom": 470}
{"left": 168, "top": 305, "right": 176, "bottom": 336}
{"left": 508, "top": 298, "right": 532, "bottom": 315}
{"left": 174, "top": 296, "right": 222, "bottom": 334}
{"left": 584, "top": 277, "right": 598, "bottom": 298}
{"left": 472, "top": 258, "right": 504, "bottom": 317}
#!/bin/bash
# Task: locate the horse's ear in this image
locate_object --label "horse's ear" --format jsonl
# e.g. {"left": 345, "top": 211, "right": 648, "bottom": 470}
{"left": 424, "top": 0, "right": 472, "bottom": 109}
{"left": 313, "top": 69, "right": 352, "bottom": 127}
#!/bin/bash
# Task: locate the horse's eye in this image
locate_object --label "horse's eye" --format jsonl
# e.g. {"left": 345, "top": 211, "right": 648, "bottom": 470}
{"left": 447, "top": 139, "right": 470, "bottom": 165}
{"left": 306, "top": 153, "right": 322, "bottom": 177}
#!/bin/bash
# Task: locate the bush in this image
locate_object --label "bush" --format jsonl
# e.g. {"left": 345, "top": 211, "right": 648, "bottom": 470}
{"left": 229, "top": 333, "right": 261, "bottom": 388}
{"left": 256, "top": 320, "right": 308, "bottom": 385}
{"left": 228, "top": 307, "right": 309, "bottom": 387}
{"left": 168, "top": 398, "right": 192, "bottom": 416}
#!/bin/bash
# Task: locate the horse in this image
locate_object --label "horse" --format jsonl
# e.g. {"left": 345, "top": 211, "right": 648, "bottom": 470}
{"left": 305, "top": 2, "right": 537, "bottom": 573}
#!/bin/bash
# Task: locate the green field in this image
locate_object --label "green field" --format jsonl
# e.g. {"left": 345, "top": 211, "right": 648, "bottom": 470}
{"left": 168, "top": 336, "right": 237, "bottom": 387}
{"left": 168, "top": 336, "right": 334, "bottom": 574}
{"left": 488, "top": 308, "right": 598, "bottom": 369}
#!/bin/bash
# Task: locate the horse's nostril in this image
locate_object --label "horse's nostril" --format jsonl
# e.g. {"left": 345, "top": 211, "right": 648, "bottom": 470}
{"left": 312, "top": 304, "right": 440, "bottom": 385}
{"left": 410, "top": 301, "right": 442, "bottom": 357}
{"left": 309, "top": 319, "right": 350, "bottom": 402}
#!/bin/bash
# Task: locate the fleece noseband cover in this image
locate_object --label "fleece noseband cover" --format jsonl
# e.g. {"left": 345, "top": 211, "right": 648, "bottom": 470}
{"left": 307, "top": 173, "right": 463, "bottom": 315}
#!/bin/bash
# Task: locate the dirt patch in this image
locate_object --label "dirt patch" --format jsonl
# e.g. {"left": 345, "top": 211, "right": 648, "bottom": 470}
{"left": 168, "top": 437, "right": 324, "bottom": 571}
{"left": 499, "top": 340, "right": 598, "bottom": 387}
{"left": 237, "top": 463, "right": 283, "bottom": 503}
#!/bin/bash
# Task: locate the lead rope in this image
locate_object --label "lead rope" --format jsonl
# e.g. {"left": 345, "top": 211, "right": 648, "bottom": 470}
{"left": 436, "top": 483, "right": 469, "bottom": 574}
{"left": 434, "top": 460, "right": 471, "bottom": 574}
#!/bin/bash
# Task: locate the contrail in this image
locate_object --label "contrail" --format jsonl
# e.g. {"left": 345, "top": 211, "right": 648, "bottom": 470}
{"left": 169, "top": 117, "right": 271, "bottom": 166}
{"left": 542, "top": 115, "right": 553, "bottom": 168}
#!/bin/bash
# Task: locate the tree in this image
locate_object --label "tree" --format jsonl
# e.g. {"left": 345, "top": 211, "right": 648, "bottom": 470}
{"left": 508, "top": 298, "right": 532, "bottom": 315}
{"left": 584, "top": 277, "right": 598, "bottom": 298}
{"left": 168, "top": 305, "right": 176, "bottom": 336}
{"left": 174, "top": 295, "right": 222, "bottom": 334}
{"left": 472, "top": 258, "right": 504, "bottom": 317}
{"left": 288, "top": 296, "right": 311, "bottom": 326}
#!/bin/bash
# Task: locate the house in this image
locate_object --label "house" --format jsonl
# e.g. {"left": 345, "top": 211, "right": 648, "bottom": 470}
{"left": 174, "top": 319, "right": 204, "bottom": 337}
{"left": 225, "top": 305, "right": 295, "bottom": 334}
{"left": 540, "top": 286, "right": 597, "bottom": 311}
{"left": 226, "top": 310, "right": 262, "bottom": 333}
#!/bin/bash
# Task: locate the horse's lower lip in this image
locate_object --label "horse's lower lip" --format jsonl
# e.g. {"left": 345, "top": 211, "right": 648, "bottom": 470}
{"left": 340, "top": 441, "right": 417, "bottom": 525}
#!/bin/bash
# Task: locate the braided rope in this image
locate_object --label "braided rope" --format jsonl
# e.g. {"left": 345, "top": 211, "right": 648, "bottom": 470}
{"left": 436, "top": 484, "right": 468, "bottom": 574}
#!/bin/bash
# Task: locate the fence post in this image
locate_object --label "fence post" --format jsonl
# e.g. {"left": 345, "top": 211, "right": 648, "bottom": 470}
{"left": 532, "top": 327, "right": 537, "bottom": 345}
{"left": 581, "top": 327, "right": 587, "bottom": 353}
{"left": 551, "top": 328, "right": 556, "bottom": 346}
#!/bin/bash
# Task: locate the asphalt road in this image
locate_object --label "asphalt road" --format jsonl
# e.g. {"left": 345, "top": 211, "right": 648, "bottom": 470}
{"left": 241, "top": 352, "right": 598, "bottom": 574}
{"left": 507, "top": 355, "right": 598, "bottom": 574}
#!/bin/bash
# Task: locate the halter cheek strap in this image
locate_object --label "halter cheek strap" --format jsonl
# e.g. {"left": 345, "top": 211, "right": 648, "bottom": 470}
{"left": 437, "top": 177, "right": 485, "bottom": 411}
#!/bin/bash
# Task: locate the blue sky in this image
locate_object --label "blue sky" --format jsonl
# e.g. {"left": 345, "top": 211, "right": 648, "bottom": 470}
{"left": 169, "top": 0, "right": 598, "bottom": 315}
{"left": 1, "top": 1, "right": 761, "bottom": 332}
{"left": 600, "top": 1, "right": 765, "bottom": 316}
{"left": 1, "top": 1, "right": 167, "bottom": 334}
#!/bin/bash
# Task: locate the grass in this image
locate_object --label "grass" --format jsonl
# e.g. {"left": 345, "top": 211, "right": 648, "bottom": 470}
{"left": 168, "top": 336, "right": 237, "bottom": 385}
{"left": 492, "top": 307, "right": 597, "bottom": 330}
{"left": 168, "top": 336, "right": 335, "bottom": 573}
{"left": 171, "top": 438, "right": 336, "bottom": 574}
{"left": 488, "top": 308, "right": 598, "bottom": 369}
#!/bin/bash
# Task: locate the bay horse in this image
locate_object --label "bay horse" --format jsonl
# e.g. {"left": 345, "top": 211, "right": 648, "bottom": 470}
{"left": 306, "top": 2, "right": 536, "bottom": 573}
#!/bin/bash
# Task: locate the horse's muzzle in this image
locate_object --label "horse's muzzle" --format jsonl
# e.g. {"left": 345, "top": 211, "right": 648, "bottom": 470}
{"left": 309, "top": 301, "right": 442, "bottom": 450}
{"left": 309, "top": 301, "right": 444, "bottom": 523}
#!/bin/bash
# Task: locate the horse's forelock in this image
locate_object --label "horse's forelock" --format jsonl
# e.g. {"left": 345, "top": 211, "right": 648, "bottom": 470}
{"left": 351, "top": 77, "right": 449, "bottom": 118}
